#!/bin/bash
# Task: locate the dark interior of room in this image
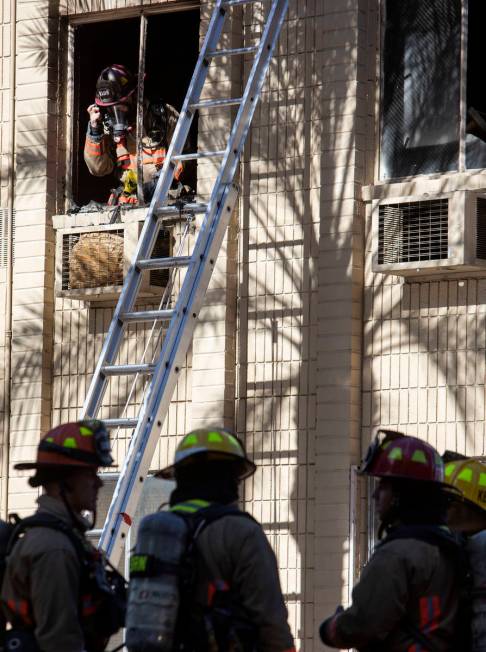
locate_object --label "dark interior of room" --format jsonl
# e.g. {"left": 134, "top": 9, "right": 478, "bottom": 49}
{"left": 72, "top": 9, "right": 199, "bottom": 207}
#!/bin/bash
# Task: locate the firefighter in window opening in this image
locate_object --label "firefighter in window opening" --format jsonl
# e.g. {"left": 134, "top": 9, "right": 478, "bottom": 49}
{"left": 0, "top": 421, "right": 126, "bottom": 652}
{"left": 84, "top": 64, "right": 187, "bottom": 206}
{"left": 125, "top": 427, "right": 296, "bottom": 652}
{"left": 443, "top": 454, "right": 486, "bottom": 652}
{"left": 319, "top": 430, "right": 463, "bottom": 652}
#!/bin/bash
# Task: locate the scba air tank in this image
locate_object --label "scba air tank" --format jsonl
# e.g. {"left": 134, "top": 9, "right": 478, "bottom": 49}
{"left": 126, "top": 511, "right": 189, "bottom": 652}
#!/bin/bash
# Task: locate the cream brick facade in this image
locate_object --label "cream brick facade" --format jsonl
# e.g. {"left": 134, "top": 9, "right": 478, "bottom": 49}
{"left": 3, "top": 0, "right": 482, "bottom": 650}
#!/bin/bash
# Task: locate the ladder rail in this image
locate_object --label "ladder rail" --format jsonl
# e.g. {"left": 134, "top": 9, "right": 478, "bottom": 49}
{"left": 108, "top": 218, "right": 193, "bottom": 448}
{"left": 81, "top": 0, "right": 227, "bottom": 420}
{"left": 98, "top": 184, "right": 239, "bottom": 561}
{"left": 98, "top": 0, "right": 290, "bottom": 565}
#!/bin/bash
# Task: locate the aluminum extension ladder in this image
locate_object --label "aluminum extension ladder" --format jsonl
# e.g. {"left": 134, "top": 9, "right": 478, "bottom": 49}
{"left": 80, "top": 0, "right": 289, "bottom": 565}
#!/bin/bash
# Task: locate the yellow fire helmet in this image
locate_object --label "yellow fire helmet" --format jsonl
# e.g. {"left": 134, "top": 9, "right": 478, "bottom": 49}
{"left": 158, "top": 428, "right": 256, "bottom": 480}
{"left": 444, "top": 457, "right": 486, "bottom": 513}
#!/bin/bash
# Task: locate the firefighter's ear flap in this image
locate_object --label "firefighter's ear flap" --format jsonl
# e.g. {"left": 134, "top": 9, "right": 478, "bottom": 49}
{"left": 466, "top": 107, "right": 486, "bottom": 143}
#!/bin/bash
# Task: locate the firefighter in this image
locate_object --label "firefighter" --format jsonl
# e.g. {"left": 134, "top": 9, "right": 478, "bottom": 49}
{"left": 443, "top": 455, "right": 486, "bottom": 652}
{"left": 319, "top": 430, "right": 462, "bottom": 652}
{"left": 1, "top": 420, "right": 125, "bottom": 652}
{"left": 154, "top": 427, "right": 296, "bottom": 652}
{"left": 84, "top": 64, "right": 184, "bottom": 205}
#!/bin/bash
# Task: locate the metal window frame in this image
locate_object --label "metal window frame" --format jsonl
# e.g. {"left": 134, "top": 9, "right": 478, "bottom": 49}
{"left": 378, "top": 0, "right": 468, "bottom": 182}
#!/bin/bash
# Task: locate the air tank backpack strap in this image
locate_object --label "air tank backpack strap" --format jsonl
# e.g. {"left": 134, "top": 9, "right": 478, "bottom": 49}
{"left": 177, "top": 505, "right": 258, "bottom": 652}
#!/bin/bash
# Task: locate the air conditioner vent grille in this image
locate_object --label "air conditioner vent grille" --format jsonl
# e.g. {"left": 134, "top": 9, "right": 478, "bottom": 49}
{"left": 378, "top": 199, "right": 449, "bottom": 264}
{"left": 476, "top": 197, "right": 486, "bottom": 259}
{"left": 0, "top": 208, "right": 15, "bottom": 267}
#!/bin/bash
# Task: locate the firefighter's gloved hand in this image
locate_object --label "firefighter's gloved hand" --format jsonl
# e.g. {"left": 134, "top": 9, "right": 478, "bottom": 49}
{"left": 88, "top": 104, "right": 102, "bottom": 130}
{"left": 319, "top": 605, "right": 344, "bottom": 647}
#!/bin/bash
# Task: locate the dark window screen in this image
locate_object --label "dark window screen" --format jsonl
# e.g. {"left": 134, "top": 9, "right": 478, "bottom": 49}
{"left": 466, "top": 0, "right": 486, "bottom": 170}
{"left": 380, "top": 0, "right": 461, "bottom": 179}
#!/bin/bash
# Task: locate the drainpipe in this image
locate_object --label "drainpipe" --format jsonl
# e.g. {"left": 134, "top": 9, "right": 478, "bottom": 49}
{"left": 2, "top": 0, "right": 17, "bottom": 519}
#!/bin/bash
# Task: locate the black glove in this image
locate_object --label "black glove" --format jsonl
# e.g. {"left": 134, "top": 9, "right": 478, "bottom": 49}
{"left": 319, "top": 605, "right": 344, "bottom": 647}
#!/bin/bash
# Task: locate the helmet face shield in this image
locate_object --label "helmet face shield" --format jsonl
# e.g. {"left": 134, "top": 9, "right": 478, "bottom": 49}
{"left": 82, "top": 419, "right": 114, "bottom": 467}
{"left": 360, "top": 430, "right": 403, "bottom": 475}
{"left": 106, "top": 103, "right": 131, "bottom": 140}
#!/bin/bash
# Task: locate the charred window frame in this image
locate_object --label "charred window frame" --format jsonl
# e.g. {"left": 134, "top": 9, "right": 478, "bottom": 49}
{"left": 380, "top": 0, "right": 486, "bottom": 180}
{"left": 66, "top": 7, "right": 199, "bottom": 210}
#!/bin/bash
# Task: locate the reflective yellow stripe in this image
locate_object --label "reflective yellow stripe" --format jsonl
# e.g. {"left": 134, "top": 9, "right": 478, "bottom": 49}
{"left": 411, "top": 450, "right": 427, "bottom": 464}
{"left": 445, "top": 463, "right": 456, "bottom": 477}
{"left": 388, "top": 447, "right": 403, "bottom": 461}
{"left": 181, "top": 433, "right": 198, "bottom": 448}
{"left": 170, "top": 499, "right": 211, "bottom": 514}
{"left": 189, "top": 499, "right": 211, "bottom": 507}
{"left": 457, "top": 468, "right": 473, "bottom": 483}
{"left": 171, "top": 504, "right": 199, "bottom": 513}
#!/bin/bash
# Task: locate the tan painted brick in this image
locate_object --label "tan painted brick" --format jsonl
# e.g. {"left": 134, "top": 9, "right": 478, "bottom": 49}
{"left": 17, "top": 17, "right": 58, "bottom": 38}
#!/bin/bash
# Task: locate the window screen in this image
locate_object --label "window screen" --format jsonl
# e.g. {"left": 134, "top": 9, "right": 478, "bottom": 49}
{"left": 380, "top": 0, "right": 461, "bottom": 179}
{"left": 466, "top": 0, "right": 486, "bottom": 170}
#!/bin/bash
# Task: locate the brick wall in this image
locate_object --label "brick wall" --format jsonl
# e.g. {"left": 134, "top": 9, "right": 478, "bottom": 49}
{"left": 1, "top": 0, "right": 383, "bottom": 648}
{"left": 362, "top": 275, "right": 486, "bottom": 457}
{"left": 5, "top": 0, "right": 62, "bottom": 516}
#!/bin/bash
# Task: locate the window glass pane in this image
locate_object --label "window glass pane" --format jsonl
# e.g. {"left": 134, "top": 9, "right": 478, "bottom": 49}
{"left": 380, "top": 0, "right": 461, "bottom": 179}
{"left": 466, "top": 0, "right": 486, "bottom": 169}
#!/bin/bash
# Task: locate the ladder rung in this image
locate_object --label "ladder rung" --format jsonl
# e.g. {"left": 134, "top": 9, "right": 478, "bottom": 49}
{"left": 155, "top": 202, "right": 208, "bottom": 217}
{"left": 223, "top": 0, "right": 259, "bottom": 5}
{"left": 137, "top": 256, "right": 192, "bottom": 271}
{"left": 190, "top": 97, "right": 242, "bottom": 110}
{"left": 121, "top": 309, "right": 175, "bottom": 323}
{"left": 208, "top": 46, "right": 258, "bottom": 58}
{"left": 102, "top": 364, "right": 156, "bottom": 376}
{"left": 104, "top": 418, "right": 138, "bottom": 429}
{"left": 172, "top": 151, "right": 225, "bottom": 162}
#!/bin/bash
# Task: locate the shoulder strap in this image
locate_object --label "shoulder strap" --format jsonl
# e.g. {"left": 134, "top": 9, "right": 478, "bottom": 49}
{"left": 181, "top": 504, "right": 257, "bottom": 543}
{"left": 7, "top": 513, "right": 87, "bottom": 562}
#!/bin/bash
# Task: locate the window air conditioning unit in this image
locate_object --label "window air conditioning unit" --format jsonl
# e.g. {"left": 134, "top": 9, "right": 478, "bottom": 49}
{"left": 55, "top": 222, "right": 171, "bottom": 302}
{"left": 372, "top": 190, "right": 486, "bottom": 277}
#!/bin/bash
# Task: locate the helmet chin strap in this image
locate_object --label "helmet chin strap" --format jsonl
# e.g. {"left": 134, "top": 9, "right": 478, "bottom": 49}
{"left": 59, "top": 480, "right": 96, "bottom": 532}
{"left": 378, "top": 495, "right": 401, "bottom": 540}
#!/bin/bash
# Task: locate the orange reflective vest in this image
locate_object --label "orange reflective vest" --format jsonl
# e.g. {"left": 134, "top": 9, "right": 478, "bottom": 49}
{"left": 115, "top": 138, "right": 183, "bottom": 181}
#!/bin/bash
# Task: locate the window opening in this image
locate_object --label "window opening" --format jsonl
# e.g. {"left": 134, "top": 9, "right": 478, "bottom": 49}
{"left": 465, "top": 0, "right": 486, "bottom": 169}
{"left": 71, "top": 9, "right": 199, "bottom": 209}
{"left": 380, "top": 0, "right": 461, "bottom": 179}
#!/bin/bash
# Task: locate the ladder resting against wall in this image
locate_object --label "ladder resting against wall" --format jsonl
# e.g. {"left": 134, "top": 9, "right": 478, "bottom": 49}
{"left": 80, "top": 0, "right": 289, "bottom": 566}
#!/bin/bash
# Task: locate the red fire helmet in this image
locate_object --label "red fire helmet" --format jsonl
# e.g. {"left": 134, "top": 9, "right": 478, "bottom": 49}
{"left": 360, "top": 430, "right": 445, "bottom": 484}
